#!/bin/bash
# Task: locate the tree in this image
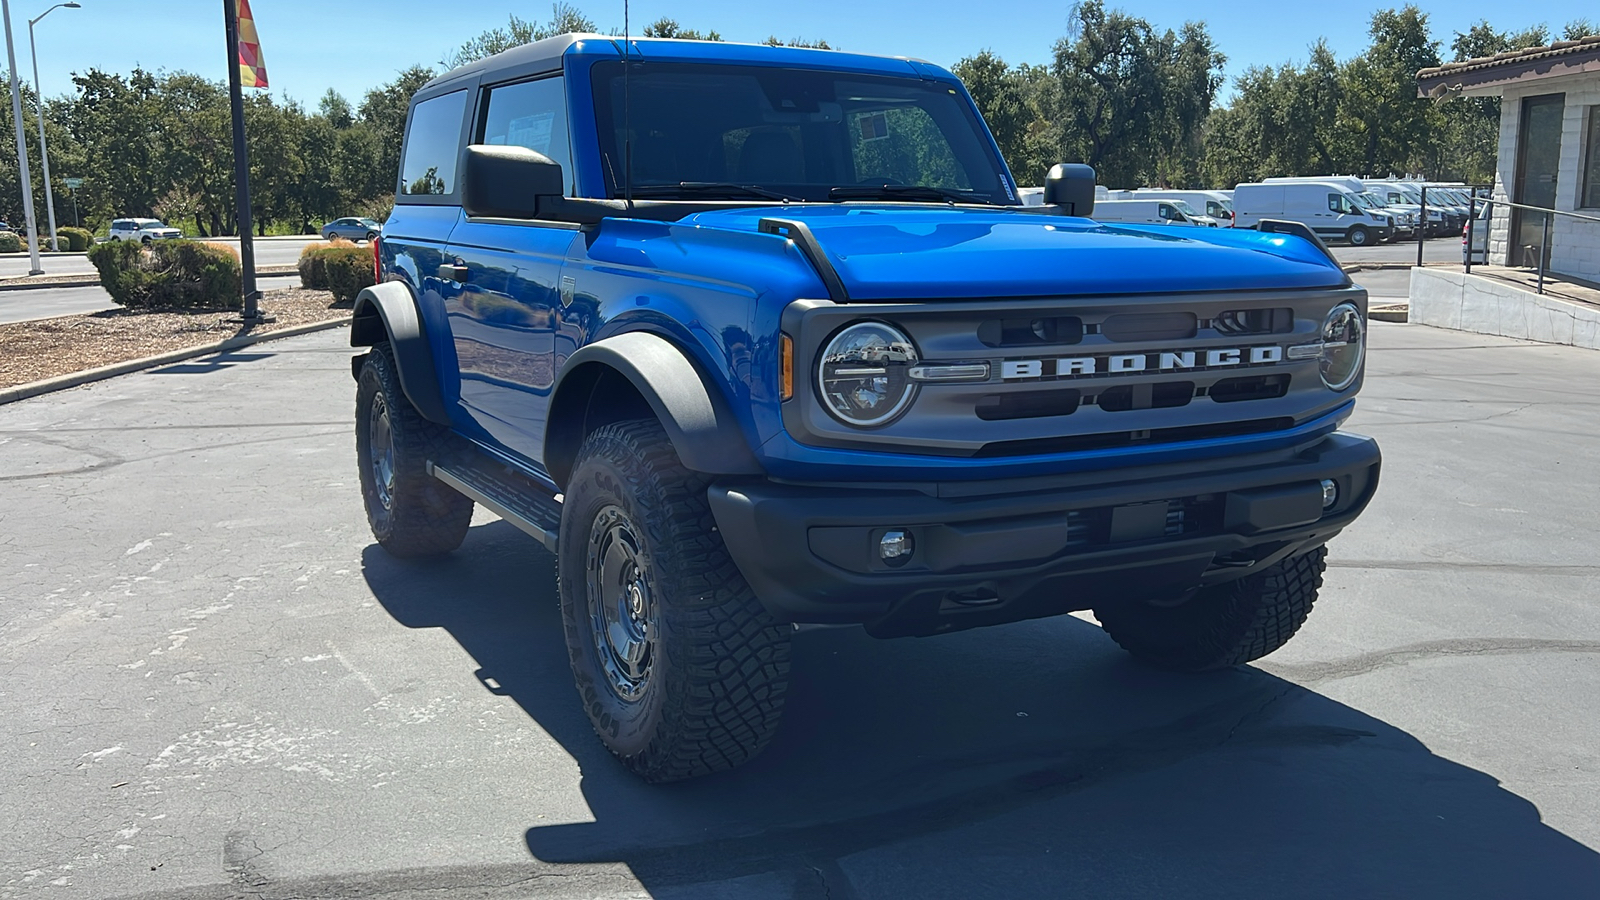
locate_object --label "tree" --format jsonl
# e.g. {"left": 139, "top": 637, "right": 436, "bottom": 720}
{"left": 318, "top": 89, "right": 354, "bottom": 129}
{"left": 643, "top": 18, "right": 722, "bottom": 41}
{"left": 1337, "top": 6, "right": 1442, "bottom": 176}
{"left": 763, "top": 36, "right": 833, "bottom": 49}
{"left": 441, "top": 3, "right": 598, "bottom": 69}
{"left": 951, "top": 51, "right": 1033, "bottom": 178}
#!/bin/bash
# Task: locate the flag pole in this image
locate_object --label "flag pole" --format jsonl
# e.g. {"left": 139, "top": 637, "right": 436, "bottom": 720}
{"left": 223, "top": 0, "right": 264, "bottom": 323}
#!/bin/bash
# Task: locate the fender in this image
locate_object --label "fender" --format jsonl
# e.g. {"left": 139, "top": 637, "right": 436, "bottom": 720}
{"left": 349, "top": 281, "right": 450, "bottom": 425}
{"left": 545, "top": 332, "right": 763, "bottom": 487}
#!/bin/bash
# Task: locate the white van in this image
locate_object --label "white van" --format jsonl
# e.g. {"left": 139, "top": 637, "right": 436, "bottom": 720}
{"left": 1262, "top": 176, "right": 1412, "bottom": 240}
{"left": 1092, "top": 198, "right": 1216, "bottom": 227}
{"left": 1232, "top": 181, "right": 1395, "bottom": 246}
{"left": 1017, "top": 184, "right": 1110, "bottom": 208}
{"left": 1126, "top": 189, "right": 1235, "bottom": 225}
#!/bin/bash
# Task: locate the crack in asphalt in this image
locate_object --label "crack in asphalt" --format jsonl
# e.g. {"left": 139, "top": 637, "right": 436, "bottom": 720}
{"left": 1259, "top": 637, "right": 1600, "bottom": 685}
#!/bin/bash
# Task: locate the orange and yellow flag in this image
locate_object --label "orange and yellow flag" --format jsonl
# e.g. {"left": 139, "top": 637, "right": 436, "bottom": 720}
{"left": 236, "top": 0, "right": 268, "bottom": 88}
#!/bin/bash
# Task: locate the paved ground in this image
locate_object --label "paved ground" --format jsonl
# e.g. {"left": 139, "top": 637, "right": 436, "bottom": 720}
{"left": 0, "top": 237, "right": 323, "bottom": 280}
{"left": 1333, "top": 234, "right": 1460, "bottom": 266}
{"left": 0, "top": 276, "right": 303, "bottom": 326}
{"left": 2, "top": 323, "right": 1598, "bottom": 899}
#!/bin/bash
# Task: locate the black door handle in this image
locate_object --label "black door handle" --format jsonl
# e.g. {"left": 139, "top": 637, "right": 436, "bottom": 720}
{"left": 437, "top": 263, "right": 470, "bottom": 282}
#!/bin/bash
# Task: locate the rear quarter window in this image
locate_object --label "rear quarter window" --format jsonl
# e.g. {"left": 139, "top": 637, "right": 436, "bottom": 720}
{"left": 400, "top": 90, "right": 469, "bottom": 197}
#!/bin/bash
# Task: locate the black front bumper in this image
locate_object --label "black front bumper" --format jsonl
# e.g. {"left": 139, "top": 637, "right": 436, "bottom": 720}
{"left": 708, "top": 432, "right": 1380, "bottom": 637}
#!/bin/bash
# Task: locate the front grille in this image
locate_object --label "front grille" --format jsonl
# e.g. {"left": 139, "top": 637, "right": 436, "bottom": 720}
{"left": 972, "top": 416, "right": 1296, "bottom": 457}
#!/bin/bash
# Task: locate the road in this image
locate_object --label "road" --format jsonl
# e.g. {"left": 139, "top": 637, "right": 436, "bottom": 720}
{"left": 1333, "top": 234, "right": 1461, "bottom": 266}
{"left": 0, "top": 237, "right": 323, "bottom": 279}
{"left": 2, "top": 324, "right": 1598, "bottom": 899}
{"left": 0, "top": 275, "right": 303, "bottom": 326}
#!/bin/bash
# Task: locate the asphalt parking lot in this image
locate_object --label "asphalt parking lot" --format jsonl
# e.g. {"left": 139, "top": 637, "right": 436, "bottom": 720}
{"left": 2, "top": 322, "right": 1598, "bottom": 899}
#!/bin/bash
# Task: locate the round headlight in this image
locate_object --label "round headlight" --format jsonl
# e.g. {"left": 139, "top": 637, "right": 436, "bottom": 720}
{"left": 817, "top": 322, "right": 919, "bottom": 426}
{"left": 1319, "top": 303, "right": 1365, "bottom": 391}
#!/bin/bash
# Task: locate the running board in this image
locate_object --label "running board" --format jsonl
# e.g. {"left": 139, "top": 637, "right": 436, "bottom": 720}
{"left": 428, "top": 458, "right": 561, "bottom": 553}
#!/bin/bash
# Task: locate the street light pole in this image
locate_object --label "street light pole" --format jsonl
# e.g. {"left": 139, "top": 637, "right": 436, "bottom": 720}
{"left": 28, "top": 2, "right": 79, "bottom": 254}
{"left": 2, "top": 0, "right": 44, "bottom": 274}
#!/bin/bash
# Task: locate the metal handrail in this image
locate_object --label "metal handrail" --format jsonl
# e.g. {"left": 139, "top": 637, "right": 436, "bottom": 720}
{"left": 1464, "top": 195, "right": 1600, "bottom": 295}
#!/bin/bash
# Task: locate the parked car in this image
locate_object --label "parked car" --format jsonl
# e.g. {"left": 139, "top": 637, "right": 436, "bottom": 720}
{"left": 1093, "top": 198, "right": 1218, "bottom": 226}
{"left": 108, "top": 218, "right": 182, "bottom": 243}
{"left": 352, "top": 34, "right": 1381, "bottom": 782}
{"left": 1125, "top": 189, "right": 1235, "bottom": 225}
{"left": 320, "top": 217, "right": 382, "bottom": 241}
{"left": 0, "top": 220, "right": 12, "bottom": 233}
{"left": 1234, "top": 181, "right": 1394, "bottom": 245}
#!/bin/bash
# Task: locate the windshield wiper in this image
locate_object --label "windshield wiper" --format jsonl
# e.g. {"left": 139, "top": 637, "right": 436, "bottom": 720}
{"left": 629, "top": 182, "right": 794, "bottom": 201}
{"left": 828, "top": 184, "right": 994, "bottom": 205}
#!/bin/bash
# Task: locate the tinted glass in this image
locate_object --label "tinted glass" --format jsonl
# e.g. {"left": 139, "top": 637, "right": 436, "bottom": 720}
{"left": 400, "top": 90, "right": 468, "bottom": 196}
{"left": 590, "top": 62, "right": 1009, "bottom": 202}
{"left": 480, "top": 77, "right": 574, "bottom": 195}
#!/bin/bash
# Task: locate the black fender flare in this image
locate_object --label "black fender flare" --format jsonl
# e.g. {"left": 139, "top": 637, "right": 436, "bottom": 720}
{"left": 349, "top": 281, "right": 450, "bottom": 425}
{"left": 545, "top": 332, "right": 763, "bottom": 487}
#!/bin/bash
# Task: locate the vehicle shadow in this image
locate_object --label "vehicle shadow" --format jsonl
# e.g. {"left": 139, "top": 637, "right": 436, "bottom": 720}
{"left": 363, "top": 520, "right": 1600, "bottom": 898}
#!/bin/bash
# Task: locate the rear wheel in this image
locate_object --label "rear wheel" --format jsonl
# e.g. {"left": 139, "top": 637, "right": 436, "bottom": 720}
{"left": 1346, "top": 225, "right": 1372, "bottom": 246}
{"left": 354, "top": 344, "right": 474, "bottom": 558}
{"left": 557, "top": 419, "right": 792, "bottom": 782}
{"left": 1094, "top": 547, "right": 1327, "bottom": 672}
{"left": 327, "top": 231, "right": 341, "bottom": 241}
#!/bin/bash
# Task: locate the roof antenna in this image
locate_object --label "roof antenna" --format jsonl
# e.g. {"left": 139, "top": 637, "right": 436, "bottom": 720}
{"left": 622, "top": 0, "right": 633, "bottom": 209}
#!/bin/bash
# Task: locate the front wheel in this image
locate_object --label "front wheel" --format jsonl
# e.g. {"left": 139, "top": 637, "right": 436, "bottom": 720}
{"left": 1094, "top": 547, "right": 1327, "bottom": 672}
{"left": 557, "top": 419, "right": 792, "bottom": 782}
{"left": 354, "top": 344, "right": 474, "bottom": 557}
{"left": 1346, "top": 225, "right": 1372, "bottom": 246}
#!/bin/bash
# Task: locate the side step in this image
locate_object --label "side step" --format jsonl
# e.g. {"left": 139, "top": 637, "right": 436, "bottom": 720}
{"left": 428, "top": 453, "right": 562, "bottom": 553}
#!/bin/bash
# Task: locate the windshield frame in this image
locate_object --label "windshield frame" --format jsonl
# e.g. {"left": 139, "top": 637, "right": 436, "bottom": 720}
{"left": 586, "top": 61, "right": 1015, "bottom": 205}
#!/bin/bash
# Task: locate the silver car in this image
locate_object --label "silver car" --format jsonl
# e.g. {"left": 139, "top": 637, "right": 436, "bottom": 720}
{"left": 320, "top": 217, "right": 381, "bottom": 242}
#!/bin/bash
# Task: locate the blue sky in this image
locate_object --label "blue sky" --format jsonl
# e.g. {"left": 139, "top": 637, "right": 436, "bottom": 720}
{"left": 13, "top": 0, "right": 1598, "bottom": 107}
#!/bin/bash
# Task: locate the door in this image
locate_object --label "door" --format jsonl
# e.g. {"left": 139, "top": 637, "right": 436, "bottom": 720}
{"left": 442, "top": 74, "right": 579, "bottom": 465}
{"left": 1511, "top": 93, "right": 1565, "bottom": 269}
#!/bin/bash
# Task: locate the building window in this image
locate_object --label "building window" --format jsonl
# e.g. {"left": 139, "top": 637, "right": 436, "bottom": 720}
{"left": 1583, "top": 106, "right": 1600, "bottom": 209}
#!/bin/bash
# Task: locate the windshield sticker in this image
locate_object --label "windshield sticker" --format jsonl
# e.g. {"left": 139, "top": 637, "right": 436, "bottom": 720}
{"left": 859, "top": 112, "right": 889, "bottom": 142}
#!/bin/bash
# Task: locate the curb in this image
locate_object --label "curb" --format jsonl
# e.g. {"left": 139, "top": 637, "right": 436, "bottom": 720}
{"left": 1370, "top": 305, "right": 1410, "bottom": 323}
{"left": 0, "top": 317, "right": 351, "bottom": 406}
{"left": 0, "top": 266, "right": 302, "bottom": 293}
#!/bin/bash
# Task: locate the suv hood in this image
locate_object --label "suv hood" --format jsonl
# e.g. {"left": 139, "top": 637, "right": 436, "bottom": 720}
{"left": 682, "top": 206, "right": 1347, "bottom": 300}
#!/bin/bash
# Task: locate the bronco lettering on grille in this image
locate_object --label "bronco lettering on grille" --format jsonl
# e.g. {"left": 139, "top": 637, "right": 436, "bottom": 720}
{"left": 1000, "top": 345, "right": 1284, "bottom": 381}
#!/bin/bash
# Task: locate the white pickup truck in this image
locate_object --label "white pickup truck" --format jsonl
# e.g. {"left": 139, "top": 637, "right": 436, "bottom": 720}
{"left": 108, "top": 218, "right": 182, "bottom": 243}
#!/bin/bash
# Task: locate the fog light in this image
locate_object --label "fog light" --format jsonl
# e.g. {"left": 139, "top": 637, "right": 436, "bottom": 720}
{"left": 880, "top": 530, "right": 914, "bottom": 566}
{"left": 1320, "top": 479, "right": 1338, "bottom": 509}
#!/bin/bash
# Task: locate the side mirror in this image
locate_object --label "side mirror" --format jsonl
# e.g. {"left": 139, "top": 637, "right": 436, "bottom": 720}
{"left": 461, "top": 144, "right": 564, "bottom": 219}
{"left": 1043, "top": 163, "right": 1096, "bottom": 216}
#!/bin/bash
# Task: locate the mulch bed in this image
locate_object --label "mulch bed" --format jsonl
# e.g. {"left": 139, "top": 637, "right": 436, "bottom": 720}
{"left": 0, "top": 287, "right": 350, "bottom": 390}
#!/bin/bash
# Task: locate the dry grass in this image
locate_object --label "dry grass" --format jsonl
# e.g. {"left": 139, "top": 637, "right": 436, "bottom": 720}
{"left": 0, "top": 287, "right": 349, "bottom": 390}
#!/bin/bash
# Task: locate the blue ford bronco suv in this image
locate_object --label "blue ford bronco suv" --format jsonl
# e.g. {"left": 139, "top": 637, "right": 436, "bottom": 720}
{"left": 351, "top": 35, "right": 1381, "bottom": 782}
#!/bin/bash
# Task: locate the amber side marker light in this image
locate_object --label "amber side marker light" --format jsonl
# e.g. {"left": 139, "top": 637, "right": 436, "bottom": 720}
{"left": 780, "top": 334, "right": 794, "bottom": 401}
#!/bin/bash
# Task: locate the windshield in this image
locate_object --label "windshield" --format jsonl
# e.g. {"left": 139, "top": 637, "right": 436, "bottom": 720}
{"left": 591, "top": 62, "right": 1011, "bottom": 204}
{"left": 1168, "top": 200, "right": 1200, "bottom": 217}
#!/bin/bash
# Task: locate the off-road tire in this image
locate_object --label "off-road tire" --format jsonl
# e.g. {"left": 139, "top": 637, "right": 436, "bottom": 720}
{"left": 557, "top": 419, "right": 792, "bottom": 783}
{"left": 1347, "top": 225, "right": 1372, "bottom": 246}
{"left": 354, "top": 343, "right": 474, "bottom": 558}
{"left": 1094, "top": 547, "right": 1327, "bottom": 672}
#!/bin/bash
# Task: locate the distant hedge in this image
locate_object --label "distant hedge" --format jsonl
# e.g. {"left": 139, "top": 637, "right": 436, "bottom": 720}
{"left": 298, "top": 240, "right": 373, "bottom": 302}
{"left": 0, "top": 231, "right": 20, "bottom": 254}
{"left": 57, "top": 227, "right": 93, "bottom": 252}
{"left": 87, "top": 239, "right": 242, "bottom": 310}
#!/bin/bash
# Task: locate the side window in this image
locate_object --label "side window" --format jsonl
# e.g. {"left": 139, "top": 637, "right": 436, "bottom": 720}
{"left": 400, "top": 90, "right": 468, "bottom": 196}
{"left": 480, "top": 76, "right": 573, "bottom": 195}
{"left": 1158, "top": 203, "right": 1177, "bottom": 220}
{"left": 1327, "top": 193, "right": 1343, "bottom": 214}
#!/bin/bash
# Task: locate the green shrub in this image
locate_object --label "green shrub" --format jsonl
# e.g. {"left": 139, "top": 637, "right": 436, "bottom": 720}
{"left": 0, "top": 231, "right": 21, "bottom": 254}
{"left": 57, "top": 227, "right": 92, "bottom": 252}
{"left": 318, "top": 245, "right": 376, "bottom": 303}
{"left": 297, "top": 239, "right": 358, "bottom": 290}
{"left": 87, "top": 239, "right": 243, "bottom": 310}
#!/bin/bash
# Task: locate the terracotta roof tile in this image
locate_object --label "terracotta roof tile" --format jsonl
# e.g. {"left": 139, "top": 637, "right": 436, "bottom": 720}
{"left": 1417, "top": 34, "right": 1600, "bottom": 79}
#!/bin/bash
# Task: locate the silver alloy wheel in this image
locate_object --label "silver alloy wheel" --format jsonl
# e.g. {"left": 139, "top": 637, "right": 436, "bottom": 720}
{"left": 368, "top": 392, "right": 396, "bottom": 511}
{"left": 586, "top": 505, "right": 656, "bottom": 702}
